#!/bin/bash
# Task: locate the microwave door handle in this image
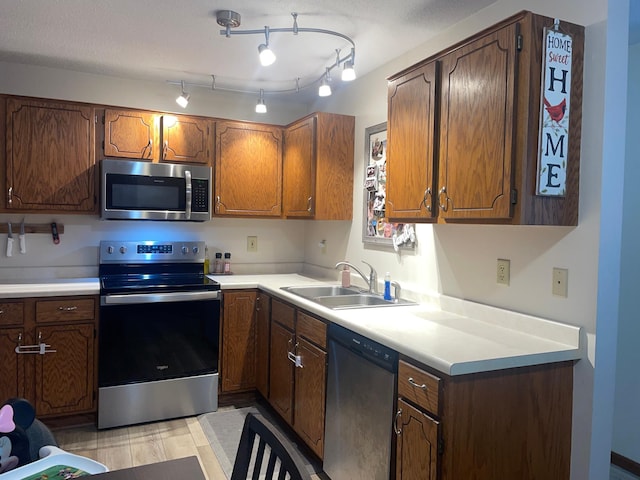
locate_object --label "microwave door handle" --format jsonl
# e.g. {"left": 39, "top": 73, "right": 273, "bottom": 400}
{"left": 185, "top": 170, "right": 192, "bottom": 220}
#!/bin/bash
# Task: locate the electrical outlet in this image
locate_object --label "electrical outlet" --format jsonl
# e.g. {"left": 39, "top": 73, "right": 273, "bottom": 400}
{"left": 247, "top": 236, "right": 258, "bottom": 252}
{"left": 497, "top": 259, "right": 510, "bottom": 286}
{"left": 552, "top": 267, "right": 568, "bottom": 297}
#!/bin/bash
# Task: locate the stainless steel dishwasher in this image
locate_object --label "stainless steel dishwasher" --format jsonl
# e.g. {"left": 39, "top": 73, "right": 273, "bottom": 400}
{"left": 324, "top": 323, "right": 398, "bottom": 480}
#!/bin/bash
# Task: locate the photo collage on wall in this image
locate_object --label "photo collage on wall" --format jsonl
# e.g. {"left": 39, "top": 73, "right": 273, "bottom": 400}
{"left": 363, "top": 123, "right": 415, "bottom": 249}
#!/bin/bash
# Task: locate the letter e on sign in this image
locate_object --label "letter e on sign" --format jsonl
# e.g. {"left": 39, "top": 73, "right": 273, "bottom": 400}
{"left": 536, "top": 23, "right": 572, "bottom": 197}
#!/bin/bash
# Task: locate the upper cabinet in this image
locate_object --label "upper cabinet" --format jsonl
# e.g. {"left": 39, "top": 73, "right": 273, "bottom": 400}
{"left": 215, "top": 120, "right": 283, "bottom": 217}
{"left": 387, "top": 11, "right": 584, "bottom": 225}
{"left": 387, "top": 61, "right": 438, "bottom": 220}
{"left": 5, "top": 97, "right": 96, "bottom": 213}
{"left": 103, "top": 109, "right": 213, "bottom": 165}
{"left": 283, "top": 112, "right": 355, "bottom": 220}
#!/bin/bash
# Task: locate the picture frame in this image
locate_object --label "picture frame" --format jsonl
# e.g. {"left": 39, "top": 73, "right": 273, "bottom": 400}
{"left": 362, "top": 122, "right": 415, "bottom": 248}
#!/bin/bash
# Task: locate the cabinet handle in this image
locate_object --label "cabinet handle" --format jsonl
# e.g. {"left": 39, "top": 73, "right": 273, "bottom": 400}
{"left": 215, "top": 196, "right": 221, "bottom": 213}
{"left": 408, "top": 377, "right": 427, "bottom": 390}
{"left": 438, "top": 186, "right": 447, "bottom": 212}
{"left": 14, "top": 332, "right": 56, "bottom": 355}
{"left": 307, "top": 197, "right": 313, "bottom": 213}
{"left": 163, "top": 140, "right": 168, "bottom": 160}
{"left": 0, "top": 310, "right": 4, "bottom": 315}
{"left": 422, "top": 188, "right": 432, "bottom": 212}
{"left": 7, "top": 187, "right": 12, "bottom": 206}
{"left": 58, "top": 306, "right": 78, "bottom": 312}
{"left": 394, "top": 409, "right": 402, "bottom": 435}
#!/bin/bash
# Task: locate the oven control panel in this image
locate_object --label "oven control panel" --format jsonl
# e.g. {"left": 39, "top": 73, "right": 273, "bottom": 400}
{"left": 99, "top": 240, "right": 206, "bottom": 263}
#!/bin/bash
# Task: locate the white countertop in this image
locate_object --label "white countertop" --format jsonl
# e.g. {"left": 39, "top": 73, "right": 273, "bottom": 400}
{"left": 210, "top": 273, "right": 583, "bottom": 376}
{"left": 0, "top": 278, "right": 100, "bottom": 298}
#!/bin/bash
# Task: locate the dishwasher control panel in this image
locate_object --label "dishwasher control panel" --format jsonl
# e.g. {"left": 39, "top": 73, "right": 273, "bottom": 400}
{"left": 328, "top": 323, "right": 398, "bottom": 371}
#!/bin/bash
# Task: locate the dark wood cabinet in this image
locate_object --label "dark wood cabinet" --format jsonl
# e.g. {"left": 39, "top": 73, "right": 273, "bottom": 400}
{"left": 387, "top": 61, "right": 438, "bottom": 220}
{"left": 269, "top": 314, "right": 295, "bottom": 425}
{"left": 387, "top": 11, "right": 584, "bottom": 225}
{"left": 255, "top": 292, "right": 271, "bottom": 398}
{"left": 215, "top": 121, "right": 282, "bottom": 217}
{"left": 283, "top": 112, "right": 355, "bottom": 220}
{"left": 0, "top": 296, "right": 98, "bottom": 418}
{"left": 5, "top": 97, "right": 96, "bottom": 212}
{"left": 220, "top": 290, "right": 258, "bottom": 393}
{"left": 104, "top": 109, "right": 213, "bottom": 165}
{"left": 267, "top": 300, "right": 327, "bottom": 459}
{"left": 395, "top": 398, "right": 439, "bottom": 480}
{"left": 104, "top": 108, "right": 158, "bottom": 161}
{"left": 396, "top": 357, "right": 573, "bottom": 480}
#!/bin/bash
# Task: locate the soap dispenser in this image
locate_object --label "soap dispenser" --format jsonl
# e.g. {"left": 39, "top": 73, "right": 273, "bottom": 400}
{"left": 383, "top": 272, "right": 392, "bottom": 300}
{"left": 341, "top": 265, "right": 351, "bottom": 287}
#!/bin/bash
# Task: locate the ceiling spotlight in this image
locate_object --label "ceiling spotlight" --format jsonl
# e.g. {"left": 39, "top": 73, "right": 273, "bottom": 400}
{"left": 258, "top": 27, "right": 276, "bottom": 66}
{"left": 342, "top": 61, "right": 356, "bottom": 81}
{"left": 318, "top": 72, "right": 332, "bottom": 97}
{"left": 255, "top": 89, "right": 267, "bottom": 113}
{"left": 176, "top": 81, "right": 190, "bottom": 108}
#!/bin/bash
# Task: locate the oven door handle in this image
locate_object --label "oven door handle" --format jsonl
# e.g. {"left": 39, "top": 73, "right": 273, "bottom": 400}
{"left": 101, "top": 290, "right": 220, "bottom": 305}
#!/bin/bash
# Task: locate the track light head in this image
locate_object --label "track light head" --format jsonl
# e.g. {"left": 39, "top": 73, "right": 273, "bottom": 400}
{"left": 176, "top": 81, "right": 190, "bottom": 108}
{"left": 255, "top": 89, "right": 267, "bottom": 113}
{"left": 341, "top": 61, "right": 356, "bottom": 81}
{"left": 318, "top": 77, "right": 331, "bottom": 97}
{"left": 258, "top": 44, "right": 276, "bottom": 66}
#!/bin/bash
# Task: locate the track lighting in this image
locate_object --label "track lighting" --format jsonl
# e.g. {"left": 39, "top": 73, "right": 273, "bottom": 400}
{"left": 176, "top": 81, "right": 190, "bottom": 108}
{"left": 255, "top": 89, "right": 267, "bottom": 113}
{"left": 216, "top": 10, "right": 356, "bottom": 99}
{"left": 258, "top": 27, "right": 276, "bottom": 66}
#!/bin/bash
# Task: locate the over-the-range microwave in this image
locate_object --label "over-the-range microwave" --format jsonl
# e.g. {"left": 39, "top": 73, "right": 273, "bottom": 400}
{"left": 100, "top": 159, "right": 212, "bottom": 221}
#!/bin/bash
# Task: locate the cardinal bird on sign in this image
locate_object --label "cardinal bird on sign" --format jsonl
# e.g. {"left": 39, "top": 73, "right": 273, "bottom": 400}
{"left": 543, "top": 97, "right": 567, "bottom": 123}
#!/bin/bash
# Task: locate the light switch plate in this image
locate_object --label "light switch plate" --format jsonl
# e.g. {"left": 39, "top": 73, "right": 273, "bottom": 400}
{"left": 552, "top": 267, "right": 568, "bottom": 297}
{"left": 247, "top": 236, "right": 257, "bottom": 252}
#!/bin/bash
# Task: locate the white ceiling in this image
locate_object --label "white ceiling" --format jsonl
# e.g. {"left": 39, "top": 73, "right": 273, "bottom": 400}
{"left": 0, "top": 0, "right": 498, "bottom": 103}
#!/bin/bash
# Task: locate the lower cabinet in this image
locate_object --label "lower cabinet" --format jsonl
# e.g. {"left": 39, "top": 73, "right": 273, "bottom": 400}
{"left": 268, "top": 299, "right": 327, "bottom": 459}
{"left": 396, "top": 356, "right": 574, "bottom": 480}
{"left": 0, "top": 296, "right": 98, "bottom": 418}
{"left": 220, "top": 290, "right": 258, "bottom": 393}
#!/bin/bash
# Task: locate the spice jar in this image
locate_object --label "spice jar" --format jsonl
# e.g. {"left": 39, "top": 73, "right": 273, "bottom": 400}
{"left": 214, "top": 252, "right": 223, "bottom": 273}
{"left": 223, "top": 252, "right": 231, "bottom": 274}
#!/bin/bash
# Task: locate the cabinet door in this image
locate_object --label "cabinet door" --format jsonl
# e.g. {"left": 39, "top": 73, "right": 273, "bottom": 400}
{"left": 161, "top": 115, "right": 213, "bottom": 165}
{"left": 221, "top": 291, "right": 257, "bottom": 393}
{"left": 215, "top": 121, "right": 282, "bottom": 216}
{"left": 6, "top": 98, "right": 96, "bottom": 212}
{"left": 283, "top": 116, "right": 316, "bottom": 217}
{"left": 269, "top": 320, "right": 294, "bottom": 424}
{"left": 437, "top": 24, "right": 518, "bottom": 220}
{"left": 255, "top": 293, "right": 271, "bottom": 398}
{"left": 104, "top": 109, "right": 158, "bottom": 161}
{"left": 396, "top": 398, "right": 440, "bottom": 480}
{"left": 34, "top": 323, "right": 95, "bottom": 416}
{"left": 293, "top": 337, "right": 326, "bottom": 458}
{"left": 0, "top": 328, "right": 25, "bottom": 401}
{"left": 387, "top": 61, "right": 438, "bottom": 220}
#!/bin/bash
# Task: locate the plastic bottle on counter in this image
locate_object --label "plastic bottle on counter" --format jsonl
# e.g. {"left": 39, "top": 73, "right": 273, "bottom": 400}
{"left": 341, "top": 265, "right": 351, "bottom": 287}
{"left": 203, "top": 247, "right": 210, "bottom": 274}
{"left": 214, "top": 252, "right": 223, "bottom": 273}
{"left": 224, "top": 252, "right": 231, "bottom": 274}
{"left": 383, "top": 272, "right": 392, "bottom": 301}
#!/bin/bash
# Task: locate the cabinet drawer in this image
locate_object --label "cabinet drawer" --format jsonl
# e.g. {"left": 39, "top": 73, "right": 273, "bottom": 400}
{"left": 272, "top": 299, "right": 295, "bottom": 330}
{"left": 0, "top": 302, "right": 24, "bottom": 326}
{"left": 398, "top": 360, "right": 441, "bottom": 415}
{"left": 36, "top": 298, "right": 96, "bottom": 323}
{"left": 296, "top": 312, "right": 326, "bottom": 350}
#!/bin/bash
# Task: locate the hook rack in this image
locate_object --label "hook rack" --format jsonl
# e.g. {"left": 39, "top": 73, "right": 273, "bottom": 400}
{"left": 0, "top": 223, "right": 64, "bottom": 235}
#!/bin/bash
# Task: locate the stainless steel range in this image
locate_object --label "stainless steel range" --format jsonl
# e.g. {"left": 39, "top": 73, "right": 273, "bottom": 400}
{"left": 97, "top": 240, "right": 220, "bottom": 429}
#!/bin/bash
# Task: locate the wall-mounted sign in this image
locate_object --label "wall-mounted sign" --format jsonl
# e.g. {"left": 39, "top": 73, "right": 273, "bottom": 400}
{"left": 536, "top": 21, "right": 573, "bottom": 197}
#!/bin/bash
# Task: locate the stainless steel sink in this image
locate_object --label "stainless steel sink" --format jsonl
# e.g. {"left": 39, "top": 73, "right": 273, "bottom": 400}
{"left": 281, "top": 285, "right": 363, "bottom": 299}
{"left": 281, "top": 285, "right": 416, "bottom": 309}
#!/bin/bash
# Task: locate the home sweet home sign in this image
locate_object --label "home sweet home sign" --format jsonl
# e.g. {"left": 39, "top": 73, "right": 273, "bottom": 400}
{"left": 536, "top": 20, "right": 573, "bottom": 197}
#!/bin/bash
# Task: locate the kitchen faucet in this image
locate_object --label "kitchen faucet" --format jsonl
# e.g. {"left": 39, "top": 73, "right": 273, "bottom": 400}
{"left": 335, "top": 260, "right": 378, "bottom": 294}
